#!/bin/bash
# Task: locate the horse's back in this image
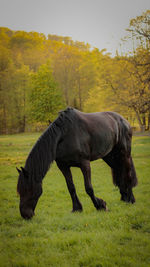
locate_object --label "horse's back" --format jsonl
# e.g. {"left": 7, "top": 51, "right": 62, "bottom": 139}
{"left": 56, "top": 109, "right": 131, "bottom": 164}
{"left": 74, "top": 111, "right": 119, "bottom": 158}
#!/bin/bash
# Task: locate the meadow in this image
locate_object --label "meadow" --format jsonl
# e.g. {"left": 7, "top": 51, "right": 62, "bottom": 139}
{"left": 0, "top": 133, "right": 150, "bottom": 267}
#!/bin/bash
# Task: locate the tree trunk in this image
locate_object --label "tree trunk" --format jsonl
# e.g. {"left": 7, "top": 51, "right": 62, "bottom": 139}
{"left": 3, "top": 103, "right": 7, "bottom": 134}
{"left": 147, "top": 111, "right": 150, "bottom": 131}
{"left": 142, "top": 113, "right": 146, "bottom": 131}
{"left": 78, "top": 78, "right": 82, "bottom": 110}
{"left": 134, "top": 109, "right": 145, "bottom": 132}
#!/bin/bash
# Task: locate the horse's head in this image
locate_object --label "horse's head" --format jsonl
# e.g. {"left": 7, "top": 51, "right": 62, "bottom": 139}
{"left": 17, "top": 167, "right": 42, "bottom": 220}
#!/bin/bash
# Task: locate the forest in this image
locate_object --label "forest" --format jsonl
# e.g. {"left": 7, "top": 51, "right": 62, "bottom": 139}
{"left": 0, "top": 10, "right": 150, "bottom": 134}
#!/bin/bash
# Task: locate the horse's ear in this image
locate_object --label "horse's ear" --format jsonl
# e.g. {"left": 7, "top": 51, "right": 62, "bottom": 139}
{"left": 21, "top": 167, "right": 28, "bottom": 177}
{"left": 16, "top": 167, "right": 21, "bottom": 174}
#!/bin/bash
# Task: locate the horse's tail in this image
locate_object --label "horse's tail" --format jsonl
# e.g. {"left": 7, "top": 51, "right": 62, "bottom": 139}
{"left": 111, "top": 154, "right": 138, "bottom": 188}
{"left": 121, "top": 117, "right": 138, "bottom": 188}
{"left": 111, "top": 116, "right": 138, "bottom": 189}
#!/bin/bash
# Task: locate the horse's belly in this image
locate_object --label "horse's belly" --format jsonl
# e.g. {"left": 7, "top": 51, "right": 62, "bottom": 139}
{"left": 90, "top": 134, "right": 115, "bottom": 160}
{"left": 56, "top": 138, "right": 90, "bottom": 164}
{"left": 90, "top": 146, "right": 113, "bottom": 161}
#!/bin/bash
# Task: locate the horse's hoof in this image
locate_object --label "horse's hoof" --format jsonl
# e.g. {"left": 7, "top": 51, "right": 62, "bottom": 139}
{"left": 72, "top": 208, "right": 83, "bottom": 213}
{"left": 97, "top": 206, "right": 109, "bottom": 211}
{"left": 121, "top": 195, "right": 136, "bottom": 204}
{"left": 105, "top": 206, "right": 109, "bottom": 212}
{"left": 96, "top": 198, "right": 107, "bottom": 211}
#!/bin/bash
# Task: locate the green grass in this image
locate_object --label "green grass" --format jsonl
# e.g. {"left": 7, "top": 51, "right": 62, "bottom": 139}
{"left": 0, "top": 133, "right": 150, "bottom": 267}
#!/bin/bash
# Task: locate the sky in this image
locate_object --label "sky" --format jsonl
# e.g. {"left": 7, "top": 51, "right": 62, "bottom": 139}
{"left": 0, "top": 0, "right": 149, "bottom": 56}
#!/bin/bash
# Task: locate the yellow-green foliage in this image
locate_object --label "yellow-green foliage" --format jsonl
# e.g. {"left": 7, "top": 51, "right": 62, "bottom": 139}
{"left": 0, "top": 27, "right": 98, "bottom": 133}
{"left": 0, "top": 9, "right": 150, "bottom": 133}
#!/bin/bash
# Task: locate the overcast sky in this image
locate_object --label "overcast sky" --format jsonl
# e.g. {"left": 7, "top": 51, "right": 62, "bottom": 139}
{"left": 0, "top": 0, "right": 149, "bottom": 55}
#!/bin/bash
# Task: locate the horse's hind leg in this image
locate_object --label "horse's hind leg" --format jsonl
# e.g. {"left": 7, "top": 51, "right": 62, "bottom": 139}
{"left": 56, "top": 162, "right": 83, "bottom": 212}
{"left": 80, "top": 160, "right": 107, "bottom": 211}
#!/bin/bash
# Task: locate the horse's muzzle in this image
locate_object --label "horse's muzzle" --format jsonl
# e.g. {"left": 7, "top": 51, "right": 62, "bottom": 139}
{"left": 20, "top": 207, "right": 35, "bottom": 220}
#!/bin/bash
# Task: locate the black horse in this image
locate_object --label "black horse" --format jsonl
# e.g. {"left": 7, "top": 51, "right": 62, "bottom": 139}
{"left": 17, "top": 108, "right": 137, "bottom": 219}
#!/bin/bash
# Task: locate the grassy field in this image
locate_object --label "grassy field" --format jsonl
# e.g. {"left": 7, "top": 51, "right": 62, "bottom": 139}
{"left": 0, "top": 133, "right": 150, "bottom": 267}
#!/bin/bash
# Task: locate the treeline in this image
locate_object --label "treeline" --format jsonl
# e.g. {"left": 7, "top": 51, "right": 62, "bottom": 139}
{"left": 0, "top": 10, "right": 150, "bottom": 134}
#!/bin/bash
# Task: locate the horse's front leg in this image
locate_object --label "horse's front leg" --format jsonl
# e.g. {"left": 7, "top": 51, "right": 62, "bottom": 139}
{"left": 80, "top": 160, "right": 107, "bottom": 211}
{"left": 56, "top": 162, "right": 83, "bottom": 212}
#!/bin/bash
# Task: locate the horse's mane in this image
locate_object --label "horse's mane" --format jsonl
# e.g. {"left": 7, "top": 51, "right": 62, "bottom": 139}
{"left": 17, "top": 108, "right": 76, "bottom": 195}
{"left": 26, "top": 108, "right": 76, "bottom": 180}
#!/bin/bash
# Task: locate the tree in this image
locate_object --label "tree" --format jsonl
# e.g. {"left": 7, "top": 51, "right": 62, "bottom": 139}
{"left": 84, "top": 50, "right": 116, "bottom": 113}
{"left": 13, "top": 65, "right": 31, "bottom": 132}
{"left": 9, "top": 31, "right": 47, "bottom": 71}
{"left": 0, "top": 61, "right": 31, "bottom": 134}
{"left": 105, "top": 55, "right": 150, "bottom": 131}
{"left": 127, "top": 10, "right": 150, "bottom": 46}
{"left": 52, "top": 45, "right": 97, "bottom": 110}
{"left": 124, "top": 10, "right": 150, "bottom": 129}
{"left": 0, "top": 46, "right": 15, "bottom": 134}
{"left": 29, "top": 63, "right": 64, "bottom": 123}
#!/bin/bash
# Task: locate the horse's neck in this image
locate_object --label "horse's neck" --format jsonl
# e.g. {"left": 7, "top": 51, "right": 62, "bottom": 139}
{"left": 25, "top": 124, "right": 61, "bottom": 182}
